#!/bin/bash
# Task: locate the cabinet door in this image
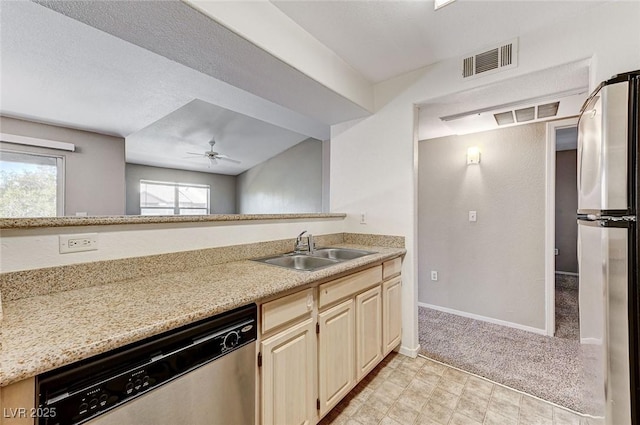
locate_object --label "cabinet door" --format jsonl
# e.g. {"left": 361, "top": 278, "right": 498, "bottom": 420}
{"left": 355, "top": 285, "right": 382, "bottom": 381}
{"left": 261, "top": 318, "right": 316, "bottom": 425}
{"left": 318, "top": 299, "right": 355, "bottom": 417}
{"left": 0, "top": 378, "right": 35, "bottom": 425}
{"left": 383, "top": 276, "right": 402, "bottom": 355}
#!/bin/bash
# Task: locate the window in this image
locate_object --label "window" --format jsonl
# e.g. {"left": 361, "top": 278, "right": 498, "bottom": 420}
{"left": 140, "top": 180, "right": 210, "bottom": 215}
{"left": 0, "top": 150, "right": 64, "bottom": 217}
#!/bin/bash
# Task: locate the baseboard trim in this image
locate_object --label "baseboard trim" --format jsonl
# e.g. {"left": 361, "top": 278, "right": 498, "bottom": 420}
{"left": 418, "top": 302, "right": 547, "bottom": 336}
{"left": 555, "top": 271, "right": 579, "bottom": 276}
{"left": 398, "top": 344, "right": 420, "bottom": 358}
{"left": 580, "top": 337, "right": 602, "bottom": 345}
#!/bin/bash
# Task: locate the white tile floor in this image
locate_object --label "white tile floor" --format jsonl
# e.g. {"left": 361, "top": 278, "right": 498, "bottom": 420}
{"left": 320, "top": 353, "right": 603, "bottom": 425}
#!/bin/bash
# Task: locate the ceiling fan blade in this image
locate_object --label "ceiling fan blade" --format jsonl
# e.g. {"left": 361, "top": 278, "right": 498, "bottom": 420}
{"left": 209, "top": 157, "right": 218, "bottom": 167}
{"left": 217, "top": 156, "right": 241, "bottom": 164}
{"left": 185, "top": 152, "right": 205, "bottom": 156}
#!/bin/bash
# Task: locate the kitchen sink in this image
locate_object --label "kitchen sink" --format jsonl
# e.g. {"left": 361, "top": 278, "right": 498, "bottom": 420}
{"left": 254, "top": 247, "right": 377, "bottom": 271}
{"left": 312, "top": 248, "right": 376, "bottom": 261}
{"left": 260, "top": 254, "right": 340, "bottom": 271}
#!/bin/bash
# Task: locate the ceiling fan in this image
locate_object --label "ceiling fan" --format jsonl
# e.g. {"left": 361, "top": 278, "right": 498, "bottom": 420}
{"left": 185, "top": 140, "right": 241, "bottom": 167}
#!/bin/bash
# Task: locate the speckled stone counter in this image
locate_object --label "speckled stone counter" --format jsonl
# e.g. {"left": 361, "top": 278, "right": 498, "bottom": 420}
{"left": 0, "top": 242, "right": 405, "bottom": 387}
{"left": 0, "top": 213, "right": 346, "bottom": 229}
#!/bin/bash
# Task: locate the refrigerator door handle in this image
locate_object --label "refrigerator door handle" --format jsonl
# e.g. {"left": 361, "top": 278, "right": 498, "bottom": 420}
{"left": 578, "top": 214, "right": 636, "bottom": 222}
{"left": 600, "top": 215, "right": 637, "bottom": 222}
{"left": 578, "top": 213, "right": 599, "bottom": 221}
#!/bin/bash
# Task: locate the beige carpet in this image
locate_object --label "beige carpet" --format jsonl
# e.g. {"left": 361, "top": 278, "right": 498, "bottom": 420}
{"left": 555, "top": 274, "right": 580, "bottom": 340}
{"left": 418, "top": 305, "right": 603, "bottom": 415}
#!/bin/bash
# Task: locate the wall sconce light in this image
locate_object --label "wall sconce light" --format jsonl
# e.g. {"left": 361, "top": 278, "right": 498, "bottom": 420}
{"left": 467, "top": 147, "right": 481, "bottom": 165}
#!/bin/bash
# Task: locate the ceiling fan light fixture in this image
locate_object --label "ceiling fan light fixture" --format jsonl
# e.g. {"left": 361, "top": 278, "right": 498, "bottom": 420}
{"left": 185, "top": 139, "right": 241, "bottom": 166}
{"left": 434, "top": 0, "right": 456, "bottom": 10}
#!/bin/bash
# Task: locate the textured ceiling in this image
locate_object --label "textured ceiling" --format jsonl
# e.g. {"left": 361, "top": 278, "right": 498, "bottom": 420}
{"left": 272, "top": 0, "right": 607, "bottom": 83}
{"left": 0, "top": 1, "right": 350, "bottom": 174}
{"left": 34, "top": 0, "right": 370, "bottom": 125}
{"left": 127, "top": 99, "right": 310, "bottom": 175}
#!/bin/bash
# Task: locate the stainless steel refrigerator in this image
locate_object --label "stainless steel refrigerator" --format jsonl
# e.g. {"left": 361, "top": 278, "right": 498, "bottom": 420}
{"left": 577, "top": 70, "right": 639, "bottom": 425}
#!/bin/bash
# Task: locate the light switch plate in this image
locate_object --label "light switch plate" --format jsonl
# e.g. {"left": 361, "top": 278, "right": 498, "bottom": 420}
{"left": 469, "top": 211, "right": 477, "bottom": 222}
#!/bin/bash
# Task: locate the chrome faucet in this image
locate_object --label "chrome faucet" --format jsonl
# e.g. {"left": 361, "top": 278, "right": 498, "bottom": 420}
{"left": 294, "top": 230, "right": 315, "bottom": 254}
{"left": 308, "top": 234, "right": 315, "bottom": 255}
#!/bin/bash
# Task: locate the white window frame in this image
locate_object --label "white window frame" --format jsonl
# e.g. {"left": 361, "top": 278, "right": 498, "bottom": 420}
{"left": 139, "top": 179, "right": 210, "bottom": 216}
{"left": 0, "top": 148, "right": 65, "bottom": 217}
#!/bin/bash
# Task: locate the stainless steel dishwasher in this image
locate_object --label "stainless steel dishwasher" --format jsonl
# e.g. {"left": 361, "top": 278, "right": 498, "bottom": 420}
{"left": 36, "top": 304, "right": 257, "bottom": 425}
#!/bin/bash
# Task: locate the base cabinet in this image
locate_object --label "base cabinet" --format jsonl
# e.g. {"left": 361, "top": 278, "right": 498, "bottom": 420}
{"left": 0, "top": 378, "right": 35, "bottom": 425}
{"left": 318, "top": 299, "right": 356, "bottom": 417}
{"left": 259, "top": 257, "right": 402, "bottom": 425}
{"left": 355, "top": 285, "right": 382, "bottom": 380}
{"left": 382, "top": 276, "right": 402, "bottom": 355}
{"left": 261, "top": 318, "right": 316, "bottom": 425}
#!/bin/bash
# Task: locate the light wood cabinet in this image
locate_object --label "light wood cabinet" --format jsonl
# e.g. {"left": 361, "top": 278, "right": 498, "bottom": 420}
{"left": 318, "top": 266, "right": 382, "bottom": 309}
{"left": 317, "top": 299, "right": 355, "bottom": 417}
{"left": 261, "top": 288, "right": 314, "bottom": 334}
{"left": 259, "top": 255, "right": 402, "bottom": 425}
{"left": 382, "top": 257, "right": 402, "bottom": 280}
{"left": 0, "top": 378, "right": 36, "bottom": 425}
{"left": 260, "top": 318, "right": 316, "bottom": 425}
{"left": 355, "top": 285, "right": 382, "bottom": 380}
{"left": 382, "top": 276, "right": 402, "bottom": 355}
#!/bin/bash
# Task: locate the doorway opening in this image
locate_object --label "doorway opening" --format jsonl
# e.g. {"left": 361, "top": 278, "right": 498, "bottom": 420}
{"left": 544, "top": 117, "right": 579, "bottom": 338}
{"left": 554, "top": 125, "right": 580, "bottom": 340}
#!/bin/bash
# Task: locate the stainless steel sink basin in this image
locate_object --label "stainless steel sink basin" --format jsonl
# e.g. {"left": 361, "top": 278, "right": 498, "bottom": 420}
{"left": 253, "top": 247, "right": 377, "bottom": 271}
{"left": 260, "top": 254, "right": 340, "bottom": 271}
{"left": 312, "top": 248, "right": 376, "bottom": 261}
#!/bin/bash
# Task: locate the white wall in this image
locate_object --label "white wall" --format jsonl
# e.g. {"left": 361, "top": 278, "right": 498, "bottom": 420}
{"left": 331, "top": 103, "right": 419, "bottom": 356}
{"left": 0, "top": 116, "right": 125, "bottom": 216}
{"left": 0, "top": 218, "right": 345, "bottom": 272}
{"left": 330, "top": 1, "right": 640, "bottom": 353}
{"left": 236, "top": 138, "right": 323, "bottom": 214}
{"left": 418, "top": 123, "right": 546, "bottom": 331}
{"left": 125, "top": 164, "right": 237, "bottom": 215}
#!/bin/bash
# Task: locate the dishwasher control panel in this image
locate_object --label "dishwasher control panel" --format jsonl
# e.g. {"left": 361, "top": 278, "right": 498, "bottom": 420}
{"left": 36, "top": 304, "right": 257, "bottom": 425}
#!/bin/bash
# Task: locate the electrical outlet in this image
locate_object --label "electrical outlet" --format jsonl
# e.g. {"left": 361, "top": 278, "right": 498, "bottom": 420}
{"left": 431, "top": 271, "right": 438, "bottom": 281}
{"left": 554, "top": 248, "right": 559, "bottom": 256}
{"left": 360, "top": 212, "right": 367, "bottom": 224}
{"left": 59, "top": 233, "right": 98, "bottom": 254}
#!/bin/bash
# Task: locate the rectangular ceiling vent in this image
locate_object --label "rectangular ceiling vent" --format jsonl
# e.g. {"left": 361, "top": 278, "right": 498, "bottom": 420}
{"left": 462, "top": 38, "right": 518, "bottom": 79}
{"left": 493, "top": 101, "right": 561, "bottom": 126}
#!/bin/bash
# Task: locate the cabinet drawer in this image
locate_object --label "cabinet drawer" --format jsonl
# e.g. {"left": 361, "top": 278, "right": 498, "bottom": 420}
{"left": 319, "top": 266, "right": 382, "bottom": 309}
{"left": 382, "top": 257, "right": 402, "bottom": 280}
{"left": 261, "top": 288, "right": 314, "bottom": 334}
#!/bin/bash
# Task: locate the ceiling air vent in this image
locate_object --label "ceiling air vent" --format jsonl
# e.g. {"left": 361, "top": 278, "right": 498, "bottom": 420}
{"left": 537, "top": 102, "right": 560, "bottom": 118}
{"left": 515, "top": 107, "right": 535, "bottom": 122}
{"left": 494, "top": 111, "right": 515, "bottom": 126}
{"left": 492, "top": 101, "right": 562, "bottom": 126}
{"left": 462, "top": 38, "right": 518, "bottom": 79}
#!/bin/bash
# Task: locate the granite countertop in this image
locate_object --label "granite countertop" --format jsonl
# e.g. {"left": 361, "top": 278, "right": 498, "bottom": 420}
{"left": 0, "top": 213, "right": 346, "bottom": 229}
{"left": 0, "top": 243, "right": 405, "bottom": 387}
